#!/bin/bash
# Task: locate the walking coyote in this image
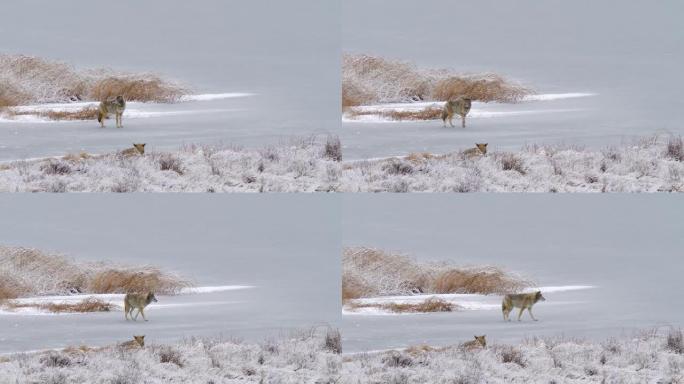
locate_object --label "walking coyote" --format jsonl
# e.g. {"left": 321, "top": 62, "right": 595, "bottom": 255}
{"left": 120, "top": 143, "right": 146, "bottom": 156}
{"left": 119, "top": 335, "right": 145, "bottom": 349}
{"left": 97, "top": 95, "right": 126, "bottom": 128}
{"left": 124, "top": 292, "right": 157, "bottom": 321}
{"left": 441, "top": 97, "right": 472, "bottom": 128}
{"left": 502, "top": 291, "right": 546, "bottom": 321}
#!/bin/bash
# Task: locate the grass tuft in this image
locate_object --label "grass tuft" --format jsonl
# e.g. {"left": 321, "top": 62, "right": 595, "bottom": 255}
{"left": 4, "top": 298, "right": 115, "bottom": 313}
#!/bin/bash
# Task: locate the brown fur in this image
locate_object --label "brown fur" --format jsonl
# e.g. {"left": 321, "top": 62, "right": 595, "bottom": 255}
{"left": 463, "top": 143, "right": 488, "bottom": 158}
{"left": 502, "top": 291, "right": 546, "bottom": 321}
{"left": 120, "top": 143, "right": 146, "bottom": 157}
{"left": 119, "top": 335, "right": 145, "bottom": 349}
{"left": 124, "top": 292, "right": 157, "bottom": 321}
{"left": 461, "top": 335, "right": 487, "bottom": 350}
{"left": 97, "top": 95, "right": 126, "bottom": 128}
{"left": 441, "top": 97, "right": 472, "bottom": 128}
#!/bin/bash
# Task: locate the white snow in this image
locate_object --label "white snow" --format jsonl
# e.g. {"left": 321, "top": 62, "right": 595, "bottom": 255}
{"left": 179, "top": 92, "right": 254, "bottom": 101}
{"left": 343, "top": 285, "right": 596, "bottom": 316}
{"left": 0, "top": 286, "right": 255, "bottom": 316}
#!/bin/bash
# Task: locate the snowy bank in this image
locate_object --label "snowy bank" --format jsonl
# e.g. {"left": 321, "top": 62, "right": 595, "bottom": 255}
{"left": 0, "top": 136, "right": 682, "bottom": 192}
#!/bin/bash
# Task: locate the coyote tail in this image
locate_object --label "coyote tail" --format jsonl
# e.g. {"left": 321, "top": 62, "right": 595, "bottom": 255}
{"left": 97, "top": 111, "right": 103, "bottom": 123}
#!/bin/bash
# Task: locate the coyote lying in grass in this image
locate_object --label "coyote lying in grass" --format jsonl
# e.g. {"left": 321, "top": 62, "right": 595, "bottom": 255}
{"left": 97, "top": 95, "right": 126, "bottom": 128}
{"left": 502, "top": 291, "right": 545, "bottom": 321}
{"left": 119, "top": 335, "right": 145, "bottom": 349}
{"left": 442, "top": 97, "right": 472, "bottom": 128}
{"left": 461, "top": 335, "right": 487, "bottom": 350}
{"left": 124, "top": 292, "right": 157, "bottom": 321}
{"left": 120, "top": 143, "right": 146, "bottom": 156}
{"left": 463, "top": 143, "right": 488, "bottom": 157}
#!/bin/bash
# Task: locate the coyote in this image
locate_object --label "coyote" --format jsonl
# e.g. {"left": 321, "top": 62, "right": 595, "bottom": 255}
{"left": 461, "top": 335, "right": 487, "bottom": 350}
{"left": 441, "top": 97, "right": 472, "bottom": 128}
{"left": 463, "top": 143, "right": 488, "bottom": 157}
{"left": 124, "top": 292, "right": 157, "bottom": 321}
{"left": 502, "top": 291, "right": 546, "bottom": 321}
{"left": 121, "top": 143, "right": 146, "bottom": 156}
{"left": 119, "top": 335, "right": 145, "bottom": 349}
{"left": 97, "top": 95, "right": 126, "bottom": 128}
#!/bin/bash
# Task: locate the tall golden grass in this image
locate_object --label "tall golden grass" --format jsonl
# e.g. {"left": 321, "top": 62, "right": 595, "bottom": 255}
{"left": 342, "top": 53, "right": 532, "bottom": 106}
{"left": 4, "top": 107, "right": 99, "bottom": 121}
{"left": 344, "top": 107, "right": 443, "bottom": 121}
{"left": 0, "top": 54, "right": 186, "bottom": 106}
{"left": 3, "top": 298, "right": 115, "bottom": 313}
{"left": 346, "top": 297, "right": 456, "bottom": 313}
{"left": 342, "top": 247, "right": 531, "bottom": 300}
{"left": 0, "top": 246, "right": 191, "bottom": 299}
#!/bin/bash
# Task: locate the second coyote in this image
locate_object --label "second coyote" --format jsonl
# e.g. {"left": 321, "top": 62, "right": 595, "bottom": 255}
{"left": 124, "top": 292, "right": 157, "bottom": 321}
{"left": 441, "top": 97, "right": 472, "bottom": 128}
{"left": 502, "top": 291, "right": 546, "bottom": 321}
{"left": 97, "top": 95, "right": 126, "bottom": 128}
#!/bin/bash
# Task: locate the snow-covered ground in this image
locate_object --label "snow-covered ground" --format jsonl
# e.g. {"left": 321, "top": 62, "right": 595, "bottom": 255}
{"left": 0, "top": 135, "right": 680, "bottom": 192}
{"left": 0, "top": 196, "right": 341, "bottom": 354}
{"left": 343, "top": 285, "right": 595, "bottom": 315}
{"left": 0, "top": 327, "right": 343, "bottom": 384}
{"left": 340, "top": 329, "right": 684, "bottom": 383}
{"left": 341, "top": 196, "right": 684, "bottom": 352}
{"left": 0, "top": 285, "right": 253, "bottom": 316}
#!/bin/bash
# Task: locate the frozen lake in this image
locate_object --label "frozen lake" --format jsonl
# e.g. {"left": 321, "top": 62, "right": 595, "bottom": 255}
{"left": 0, "top": 0, "right": 339, "bottom": 161}
{"left": 0, "top": 195, "right": 341, "bottom": 354}
{"left": 341, "top": 195, "right": 684, "bottom": 352}
{"left": 342, "top": 0, "right": 684, "bottom": 159}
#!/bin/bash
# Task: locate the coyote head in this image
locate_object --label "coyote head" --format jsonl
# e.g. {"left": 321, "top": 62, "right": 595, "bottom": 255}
{"left": 146, "top": 292, "right": 158, "bottom": 304}
{"left": 132, "top": 143, "right": 146, "bottom": 155}
{"left": 133, "top": 335, "right": 145, "bottom": 347}
{"left": 116, "top": 95, "right": 125, "bottom": 103}
{"left": 535, "top": 291, "right": 546, "bottom": 302}
{"left": 474, "top": 335, "right": 487, "bottom": 347}
{"left": 475, "top": 143, "right": 488, "bottom": 155}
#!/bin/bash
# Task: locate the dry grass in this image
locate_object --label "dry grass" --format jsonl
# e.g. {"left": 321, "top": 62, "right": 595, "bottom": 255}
{"left": 666, "top": 136, "right": 683, "bottom": 162}
{"left": 433, "top": 75, "right": 531, "bottom": 103}
{"left": 88, "top": 269, "right": 187, "bottom": 294}
{"left": 4, "top": 107, "right": 99, "bottom": 121}
{"left": 0, "top": 246, "right": 191, "bottom": 298}
{"left": 0, "top": 54, "right": 185, "bottom": 106}
{"left": 499, "top": 153, "right": 527, "bottom": 174}
{"left": 343, "top": 247, "right": 531, "bottom": 299}
{"left": 342, "top": 53, "right": 532, "bottom": 106}
{"left": 345, "top": 107, "right": 443, "bottom": 121}
{"left": 347, "top": 297, "right": 456, "bottom": 313}
{"left": 3, "top": 298, "right": 115, "bottom": 313}
{"left": 89, "top": 76, "right": 184, "bottom": 103}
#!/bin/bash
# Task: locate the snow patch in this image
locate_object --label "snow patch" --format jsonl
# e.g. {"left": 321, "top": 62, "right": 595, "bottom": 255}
{"left": 179, "top": 93, "right": 254, "bottom": 101}
{"left": 343, "top": 285, "right": 596, "bottom": 316}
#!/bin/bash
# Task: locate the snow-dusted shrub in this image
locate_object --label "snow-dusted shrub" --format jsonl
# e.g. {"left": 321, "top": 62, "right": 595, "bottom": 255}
{"left": 0, "top": 136, "right": 682, "bottom": 192}
{"left": 0, "top": 246, "right": 191, "bottom": 298}
{"left": 342, "top": 53, "right": 532, "bottom": 105}
{"left": 340, "top": 330, "right": 684, "bottom": 383}
{"left": 0, "top": 327, "right": 342, "bottom": 383}
{"left": 342, "top": 247, "right": 530, "bottom": 299}
{"left": 0, "top": 54, "right": 185, "bottom": 105}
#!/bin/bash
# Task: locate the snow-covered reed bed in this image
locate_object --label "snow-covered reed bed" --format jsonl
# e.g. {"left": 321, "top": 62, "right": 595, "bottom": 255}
{"left": 0, "top": 327, "right": 342, "bottom": 384}
{"left": 341, "top": 328, "right": 684, "bottom": 383}
{"left": 0, "top": 246, "right": 191, "bottom": 300}
{"left": 0, "top": 136, "right": 681, "bottom": 192}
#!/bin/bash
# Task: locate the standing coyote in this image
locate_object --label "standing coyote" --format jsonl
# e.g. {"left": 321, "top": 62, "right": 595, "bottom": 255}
{"left": 463, "top": 143, "right": 488, "bottom": 157}
{"left": 461, "top": 335, "right": 487, "bottom": 350}
{"left": 120, "top": 143, "right": 146, "bottom": 156}
{"left": 97, "top": 95, "right": 126, "bottom": 128}
{"left": 119, "top": 335, "right": 145, "bottom": 349}
{"left": 124, "top": 292, "right": 157, "bottom": 321}
{"left": 502, "top": 291, "right": 546, "bottom": 321}
{"left": 441, "top": 97, "right": 472, "bottom": 128}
